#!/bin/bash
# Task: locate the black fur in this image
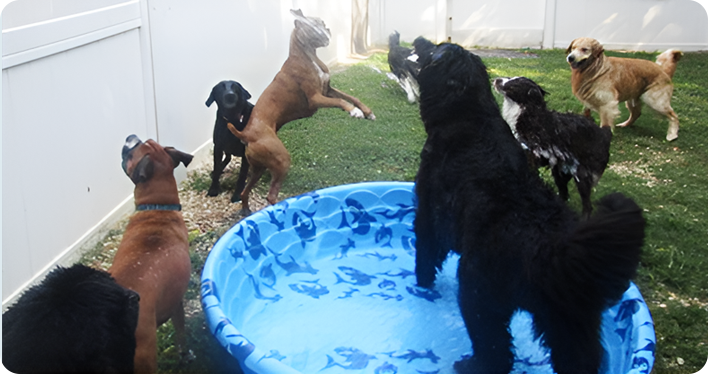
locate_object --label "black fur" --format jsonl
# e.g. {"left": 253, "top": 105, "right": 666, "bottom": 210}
{"left": 494, "top": 76, "right": 612, "bottom": 216}
{"left": 414, "top": 43, "right": 645, "bottom": 374}
{"left": 205, "top": 80, "right": 253, "bottom": 202}
{"left": 2, "top": 264, "right": 140, "bottom": 373}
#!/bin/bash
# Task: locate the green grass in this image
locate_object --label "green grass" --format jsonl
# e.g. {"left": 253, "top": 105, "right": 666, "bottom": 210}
{"left": 93, "top": 49, "right": 708, "bottom": 373}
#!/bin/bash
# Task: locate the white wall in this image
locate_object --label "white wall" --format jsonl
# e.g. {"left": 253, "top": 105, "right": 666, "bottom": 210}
{"left": 552, "top": 0, "right": 708, "bottom": 51}
{"left": 1, "top": 0, "right": 356, "bottom": 308}
{"left": 367, "top": 0, "right": 708, "bottom": 51}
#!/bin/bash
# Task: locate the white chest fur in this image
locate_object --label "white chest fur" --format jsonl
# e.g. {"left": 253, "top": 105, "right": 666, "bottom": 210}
{"left": 501, "top": 97, "right": 522, "bottom": 138}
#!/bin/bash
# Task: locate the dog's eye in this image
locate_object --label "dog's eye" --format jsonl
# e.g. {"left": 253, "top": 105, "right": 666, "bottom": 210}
{"left": 581, "top": 48, "right": 589, "bottom": 53}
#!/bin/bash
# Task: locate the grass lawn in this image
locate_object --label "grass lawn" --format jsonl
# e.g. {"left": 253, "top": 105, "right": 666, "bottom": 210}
{"left": 86, "top": 48, "right": 708, "bottom": 373}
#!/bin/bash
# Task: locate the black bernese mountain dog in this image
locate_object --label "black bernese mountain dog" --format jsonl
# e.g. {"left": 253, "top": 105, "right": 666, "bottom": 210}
{"left": 414, "top": 42, "right": 645, "bottom": 374}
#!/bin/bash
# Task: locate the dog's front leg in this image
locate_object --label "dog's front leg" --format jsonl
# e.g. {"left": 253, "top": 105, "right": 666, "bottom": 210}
{"left": 208, "top": 145, "right": 227, "bottom": 197}
{"left": 308, "top": 93, "right": 366, "bottom": 119}
{"left": 231, "top": 156, "right": 249, "bottom": 203}
{"left": 326, "top": 87, "right": 376, "bottom": 120}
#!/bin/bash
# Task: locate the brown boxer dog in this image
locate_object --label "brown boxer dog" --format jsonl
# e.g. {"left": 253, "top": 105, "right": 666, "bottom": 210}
{"left": 112, "top": 134, "right": 193, "bottom": 373}
{"left": 228, "top": 9, "right": 375, "bottom": 214}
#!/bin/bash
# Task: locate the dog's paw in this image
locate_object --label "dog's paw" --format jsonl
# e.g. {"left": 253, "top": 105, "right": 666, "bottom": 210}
{"left": 349, "top": 107, "right": 365, "bottom": 119}
{"left": 180, "top": 349, "right": 196, "bottom": 364}
{"left": 367, "top": 112, "right": 377, "bottom": 120}
{"left": 206, "top": 187, "right": 221, "bottom": 197}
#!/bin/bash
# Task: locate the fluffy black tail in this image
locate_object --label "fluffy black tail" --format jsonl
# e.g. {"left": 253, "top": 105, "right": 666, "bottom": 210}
{"left": 546, "top": 193, "right": 645, "bottom": 308}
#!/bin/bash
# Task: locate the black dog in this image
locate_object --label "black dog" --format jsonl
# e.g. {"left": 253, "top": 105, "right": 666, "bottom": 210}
{"left": 493, "top": 76, "right": 612, "bottom": 217}
{"left": 3, "top": 264, "right": 140, "bottom": 373}
{"left": 414, "top": 43, "right": 645, "bottom": 374}
{"left": 205, "top": 80, "right": 253, "bottom": 202}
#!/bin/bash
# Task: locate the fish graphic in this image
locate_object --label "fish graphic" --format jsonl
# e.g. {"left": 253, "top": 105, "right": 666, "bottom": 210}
{"left": 416, "top": 370, "right": 441, "bottom": 374}
{"left": 228, "top": 337, "right": 256, "bottom": 362}
{"left": 384, "top": 349, "right": 440, "bottom": 364}
{"left": 337, "top": 287, "right": 360, "bottom": 299}
{"left": 335, "top": 266, "right": 377, "bottom": 286}
{"left": 633, "top": 340, "right": 655, "bottom": 355}
{"left": 374, "top": 362, "right": 398, "bottom": 374}
{"left": 359, "top": 251, "right": 397, "bottom": 261}
{"left": 367, "top": 292, "right": 403, "bottom": 301}
{"left": 321, "top": 347, "right": 377, "bottom": 371}
{"left": 615, "top": 299, "right": 642, "bottom": 322}
{"left": 273, "top": 253, "right": 319, "bottom": 276}
{"left": 201, "top": 279, "right": 218, "bottom": 298}
{"left": 378, "top": 279, "right": 396, "bottom": 290}
{"left": 401, "top": 235, "right": 416, "bottom": 256}
{"left": 266, "top": 210, "right": 285, "bottom": 231}
{"left": 345, "top": 198, "right": 378, "bottom": 235}
{"left": 259, "top": 263, "right": 277, "bottom": 289}
{"left": 378, "top": 268, "right": 415, "bottom": 279}
{"left": 235, "top": 221, "right": 267, "bottom": 260}
{"left": 375, "top": 203, "right": 416, "bottom": 222}
{"left": 289, "top": 280, "right": 329, "bottom": 299}
{"left": 245, "top": 273, "right": 282, "bottom": 302}
{"left": 258, "top": 349, "right": 287, "bottom": 363}
{"left": 375, "top": 225, "right": 394, "bottom": 247}
{"left": 335, "top": 238, "right": 356, "bottom": 259}
{"left": 292, "top": 209, "right": 317, "bottom": 247}
{"left": 406, "top": 286, "right": 442, "bottom": 302}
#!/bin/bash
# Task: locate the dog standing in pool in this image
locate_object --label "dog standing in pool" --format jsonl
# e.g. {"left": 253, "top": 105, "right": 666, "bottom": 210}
{"left": 413, "top": 43, "right": 645, "bottom": 374}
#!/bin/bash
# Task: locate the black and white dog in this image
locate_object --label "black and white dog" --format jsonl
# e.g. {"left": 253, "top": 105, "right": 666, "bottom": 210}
{"left": 3, "top": 264, "right": 140, "bottom": 373}
{"left": 387, "top": 31, "right": 420, "bottom": 103}
{"left": 205, "top": 80, "right": 253, "bottom": 202}
{"left": 414, "top": 43, "right": 645, "bottom": 374}
{"left": 387, "top": 32, "right": 436, "bottom": 103}
{"left": 494, "top": 76, "right": 612, "bottom": 216}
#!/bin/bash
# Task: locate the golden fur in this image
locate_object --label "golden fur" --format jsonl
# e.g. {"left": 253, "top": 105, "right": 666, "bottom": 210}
{"left": 566, "top": 37, "right": 681, "bottom": 141}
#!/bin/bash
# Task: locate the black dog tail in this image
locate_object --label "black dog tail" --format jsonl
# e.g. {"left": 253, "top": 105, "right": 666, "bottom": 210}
{"left": 546, "top": 193, "right": 645, "bottom": 308}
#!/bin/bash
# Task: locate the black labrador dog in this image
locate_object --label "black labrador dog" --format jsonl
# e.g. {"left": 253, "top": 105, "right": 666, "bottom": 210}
{"left": 3, "top": 264, "right": 140, "bottom": 373}
{"left": 205, "top": 80, "right": 253, "bottom": 202}
{"left": 414, "top": 43, "right": 645, "bottom": 374}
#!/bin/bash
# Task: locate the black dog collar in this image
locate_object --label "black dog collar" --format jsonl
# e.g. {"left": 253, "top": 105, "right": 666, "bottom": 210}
{"left": 136, "top": 204, "right": 182, "bottom": 212}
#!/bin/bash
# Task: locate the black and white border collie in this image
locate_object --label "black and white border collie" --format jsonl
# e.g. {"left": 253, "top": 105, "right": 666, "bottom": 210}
{"left": 387, "top": 32, "right": 436, "bottom": 103}
{"left": 494, "top": 76, "right": 612, "bottom": 216}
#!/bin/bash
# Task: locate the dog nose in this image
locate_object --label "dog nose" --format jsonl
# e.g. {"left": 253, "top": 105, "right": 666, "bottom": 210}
{"left": 122, "top": 135, "right": 143, "bottom": 173}
{"left": 567, "top": 54, "right": 575, "bottom": 63}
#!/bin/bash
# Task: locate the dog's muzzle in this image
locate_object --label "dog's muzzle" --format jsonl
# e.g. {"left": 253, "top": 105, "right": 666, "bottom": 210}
{"left": 222, "top": 92, "right": 238, "bottom": 108}
{"left": 122, "top": 134, "right": 143, "bottom": 175}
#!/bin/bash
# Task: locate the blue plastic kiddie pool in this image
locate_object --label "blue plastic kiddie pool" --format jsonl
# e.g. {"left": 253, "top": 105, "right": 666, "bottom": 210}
{"left": 201, "top": 181, "right": 655, "bottom": 374}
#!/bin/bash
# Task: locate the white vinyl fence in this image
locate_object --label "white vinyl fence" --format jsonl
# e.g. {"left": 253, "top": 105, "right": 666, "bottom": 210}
{"left": 2, "top": 0, "right": 706, "bottom": 309}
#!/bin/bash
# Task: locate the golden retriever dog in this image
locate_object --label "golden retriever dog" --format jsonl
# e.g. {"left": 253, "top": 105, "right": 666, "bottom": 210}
{"left": 566, "top": 37, "right": 682, "bottom": 141}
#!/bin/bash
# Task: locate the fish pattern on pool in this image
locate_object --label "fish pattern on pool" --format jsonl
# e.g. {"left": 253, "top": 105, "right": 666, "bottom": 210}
{"left": 200, "top": 182, "right": 656, "bottom": 374}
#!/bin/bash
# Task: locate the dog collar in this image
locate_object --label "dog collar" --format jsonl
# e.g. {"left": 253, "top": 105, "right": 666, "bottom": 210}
{"left": 222, "top": 115, "right": 245, "bottom": 123}
{"left": 136, "top": 204, "right": 182, "bottom": 212}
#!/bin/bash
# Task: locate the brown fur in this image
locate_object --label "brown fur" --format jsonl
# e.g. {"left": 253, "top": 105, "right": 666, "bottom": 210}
{"left": 227, "top": 9, "right": 375, "bottom": 213}
{"left": 111, "top": 137, "right": 193, "bottom": 373}
{"left": 566, "top": 37, "right": 681, "bottom": 141}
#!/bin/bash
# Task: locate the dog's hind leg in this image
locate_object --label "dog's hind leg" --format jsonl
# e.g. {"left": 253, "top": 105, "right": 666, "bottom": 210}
{"left": 172, "top": 301, "right": 195, "bottom": 363}
{"left": 239, "top": 164, "right": 266, "bottom": 214}
{"left": 642, "top": 86, "right": 679, "bottom": 141}
{"left": 617, "top": 99, "right": 642, "bottom": 128}
{"left": 456, "top": 262, "right": 515, "bottom": 374}
{"left": 575, "top": 174, "right": 595, "bottom": 218}
{"left": 533, "top": 310, "right": 603, "bottom": 374}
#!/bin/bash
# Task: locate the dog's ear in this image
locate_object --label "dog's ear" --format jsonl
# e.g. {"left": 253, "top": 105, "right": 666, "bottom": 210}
{"left": 130, "top": 156, "right": 154, "bottom": 184}
{"left": 237, "top": 83, "right": 252, "bottom": 101}
{"left": 205, "top": 89, "right": 215, "bottom": 107}
{"left": 528, "top": 87, "right": 547, "bottom": 100}
{"left": 290, "top": 9, "right": 304, "bottom": 18}
{"left": 592, "top": 41, "right": 604, "bottom": 58}
{"left": 565, "top": 39, "right": 576, "bottom": 55}
{"left": 164, "top": 147, "right": 193, "bottom": 168}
